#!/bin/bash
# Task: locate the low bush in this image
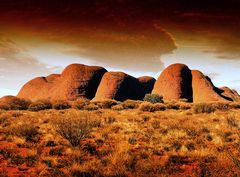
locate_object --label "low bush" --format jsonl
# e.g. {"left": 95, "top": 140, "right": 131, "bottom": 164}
{"left": 52, "top": 100, "right": 71, "bottom": 110}
{"left": 55, "top": 112, "right": 100, "bottom": 146}
{"left": 92, "top": 100, "right": 118, "bottom": 109}
{"left": 122, "top": 100, "right": 141, "bottom": 109}
{"left": 229, "top": 102, "right": 240, "bottom": 109}
{"left": 28, "top": 100, "right": 52, "bottom": 111}
{"left": 165, "top": 101, "right": 180, "bottom": 110}
{"left": 0, "top": 96, "right": 31, "bottom": 110}
{"left": 73, "top": 98, "right": 90, "bottom": 110}
{"left": 154, "top": 103, "right": 166, "bottom": 111}
{"left": 9, "top": 124, "right": 39, "bottom": 142}
{"left": 211, "top": 102, "right": 230, "bottom": 110}
{"left": 112, "top": 104, "right": 124, "bottom": 111}
{"left": 143, "top": 94, "right": 163, "bottom": 104}
{"left": 226, "top": 114, "right": 238, "bottom": 128}
{"left": 179, "top": 103, "right": 192, "bottom": 110}
{"left": 139, "top": 102, "right": 155, "bottom": 112}
{"left": 193, "top": 103, "right": 216, "bottom": 114}
{"left": 0, "top": 104, "right": 10, "bottom": 110}
{"left": 84, "top": 103, "right": 99, "bottom": 111}
{"left": 139, "top": 102, "right": 166, "bottom": 112}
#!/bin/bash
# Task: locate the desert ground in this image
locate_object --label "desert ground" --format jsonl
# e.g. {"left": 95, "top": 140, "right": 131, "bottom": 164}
{"left": 0, "top": 99, "right": 239, "bottom": 177}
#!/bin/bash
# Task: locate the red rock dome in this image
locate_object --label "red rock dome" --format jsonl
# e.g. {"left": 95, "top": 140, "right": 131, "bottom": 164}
{"left": 17, "top": 64, "right": 107, "bottom": 101}
{"left": 93, "top": 72, "right": 141, "bottom": 101}
{"left": 152, "top": 63, "right": 193, "bottom": 102}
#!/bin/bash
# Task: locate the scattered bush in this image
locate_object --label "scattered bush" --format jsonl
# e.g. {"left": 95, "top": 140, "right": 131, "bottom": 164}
{"left": 211, "top": 102, "right": 230, "bottom": 110}
{"left": 229, "top": 102, "right": 240, "bottom": 109}
{"left": 226, "top": 114, "right": 238, "bottom": 128}
{"left": 28, "top": 100, "right": 52, "bottom": 111}
{"left": 84, "top": 103, "right": 99, "bottom": 111}
{"left": 74, "top": 98, "right": 90, "bottom": 110}
{"left": 128, "top": 137, "right": 137, "bottom": 145}
{"left": 9, "top": 124, "right": 39, "bottom": 142}
{"left": 143, "top": 94, "right": 163, "bottom": 104}
{"left": 179, "top": 103, "right": 192, "bottom": 110}
{"left": 104, "top": 116, "right": 116, "bottom": 124}
{"left": 139, "top": 102, "right": 166, "bottom": 112}
{"left": 193, "top": 103, "right": 216, "bottom": 114}
{"left": 112, "top": 104, "right": 124, "bottom": 111}
{"left": 49, "top": 147, "right": 64, "bottom": 156}
{"left": 139, "top": 102, "right": 155, "bottom": 112}
{"left": 52, "top": 100, "right": 71, "bottom": 110}
{"left": 122, "top": 100, "right": 141, "bottom": 109}
{"left": 55, "top": 112, "right": 99, "bottom": 146}
{"left": 165, "top": 102, "right": 180, "bottom": 110}
{"left": 0, "top": 104, "right": 11, "bottom": 110}
{"left": 154, "top": 103, "right": 166, "bottom": 111}
{"left": 92, "top": 100, "right": 118, "bottom": 109}
{"left": 0, "top": 96, "right": 31, "bottom": 110}
{"left": 151, "top": 120, "right": 160, "bottom": 129}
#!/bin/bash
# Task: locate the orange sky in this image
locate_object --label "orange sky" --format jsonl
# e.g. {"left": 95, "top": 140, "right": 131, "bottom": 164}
{"left": 0, "top": 0, "right": 240, "bottom": 95}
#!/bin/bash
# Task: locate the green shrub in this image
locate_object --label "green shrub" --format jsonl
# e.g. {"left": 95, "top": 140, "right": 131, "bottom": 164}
{"left": 53, "top": 100, "right": 71, "bottom": 110}
{"left": 143, "top": 94, "right": 163, "bottom": 104}
{"left": 193, "top": 103, "right": 216, "bottom": 114}
{"left": 28, "top": 100, "right": 52, "bottom": 111}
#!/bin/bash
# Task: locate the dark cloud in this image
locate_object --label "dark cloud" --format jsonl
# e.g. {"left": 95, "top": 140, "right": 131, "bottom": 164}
{"left": 0, "top": 1, "right": 181, "bottom": 72}
{"left": 0, "top": 0, "right": 239, "bottom": 68}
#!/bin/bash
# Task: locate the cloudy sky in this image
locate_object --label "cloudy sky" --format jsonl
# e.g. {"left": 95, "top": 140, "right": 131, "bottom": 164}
{"left": 0, "top": 0, "right": 240, "bottom": 96}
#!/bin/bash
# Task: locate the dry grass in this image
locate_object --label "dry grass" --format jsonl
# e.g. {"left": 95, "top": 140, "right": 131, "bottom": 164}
{"left": 0, "top": 101, "right": 240, "bottom": 176}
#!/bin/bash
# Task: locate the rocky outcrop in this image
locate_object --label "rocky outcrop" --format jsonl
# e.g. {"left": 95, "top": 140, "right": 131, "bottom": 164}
{"left": 93, "top": 72, "right": 142, "bottom": 101}
{"left": 138, "top": 76, "right": 156, "bottom": 99}
{"left": 152, "top": 63, "right": 193, "bottom": 102}
{"left": 191, "top": 70, "right": 226, "bottom": 102}
{"left": 17, "top": 64, "right": 107, "bottom": 101}
{"left": 218, "top": 87, "right": 240, "bottom": 101}
{"left": 16, "top": 62, "right": 239, "bottom": 103}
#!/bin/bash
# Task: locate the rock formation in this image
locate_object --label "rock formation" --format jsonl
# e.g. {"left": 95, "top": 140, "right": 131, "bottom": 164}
{"left": 191, "top": 70, "right": 226, "bottom": 102}
{"left": 18, "top": 64, "right": 107, "bottom": 101}
{"left": 138, "top": 76, "right": 156, "bottom": 100}
{"left": 152, "top": 63, "right": 193, "bottom": 102}
{"left": 218, "top": 87, "right": 240, "bottom": 101}
{"left": 93, "top": 72, "right": 142, "bottom": 101}
{"left": 16, "top": 62, "right": 240, "bottom": 103}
